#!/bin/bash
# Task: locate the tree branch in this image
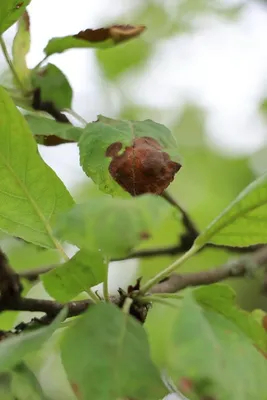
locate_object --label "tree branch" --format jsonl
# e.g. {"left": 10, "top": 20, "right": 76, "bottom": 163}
{"left": 1, "top": 246, "right": 267, "bottom": 327}
{"left": 122, "top": 191, "right": 260, "bottom": 260}
{"left": 151, "top": 245, "right": 267, "bottom": 294}
{"left": 161, "top": 191, "right": 199, "bottom": 247}
{"left": 0, "top": 249, "right": 22, "bottom": 301}
{"left": 19, "top": 190, "right": 261, "bottom": 283}
{"left": 0, "top": 297, "right": 93, "bottom": 318}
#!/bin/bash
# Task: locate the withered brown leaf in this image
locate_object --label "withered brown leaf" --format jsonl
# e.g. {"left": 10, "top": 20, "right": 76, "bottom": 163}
{"left": 74, "top": 24, "right": 146, "bottom": 44}
{"left": 107, "top": 137, "right": 181, "bottom": 196}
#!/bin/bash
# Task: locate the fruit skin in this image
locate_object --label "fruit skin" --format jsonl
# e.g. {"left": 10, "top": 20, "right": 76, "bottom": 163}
{"left": 107, "top": 137, "right": 181, "bottom": 196}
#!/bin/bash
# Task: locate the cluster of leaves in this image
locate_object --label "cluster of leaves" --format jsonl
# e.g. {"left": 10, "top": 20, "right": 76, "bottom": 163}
{"left": 0, "top": 2, "right": 267, "bottom": 400}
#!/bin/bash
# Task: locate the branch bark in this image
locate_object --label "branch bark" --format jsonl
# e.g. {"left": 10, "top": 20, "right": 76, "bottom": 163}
{"left": 151, "top": 245, "right": 267, "bottom": 293}
{"left": 11, "top": 245, "right": 267, "bottom": 321}
{"left": 0, "top": 249, "right": 22, "bottom": 301}
{"left": 0, "top": 297, "right": 93, "bottom": 318}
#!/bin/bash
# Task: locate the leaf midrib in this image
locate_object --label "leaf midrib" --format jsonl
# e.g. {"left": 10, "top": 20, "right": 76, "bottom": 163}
{"left": 199, "top": 192, "right": 267, "bottom": 244}
{"left": 111, "top": 311, "right": 128, "bottom": 398}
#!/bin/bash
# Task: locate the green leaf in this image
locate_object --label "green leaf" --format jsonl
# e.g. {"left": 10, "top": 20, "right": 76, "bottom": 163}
{"left": 31, "top": 63, "right": 72, "bottom": 110}
{"left": 0, "top": 1, "right": 31, "bottom": 34}
{"left": 194, "top": 282, "right": 236, "bottom": 307}
{"left": 167, "top": 293, "right": 267, "bottom": 399}
{"left": 44, "top": 25, "right": 146, "bottom": 56}
{"left": 145, "top": 298, "right": 182, "bottom": 369}
{"left": 79, "top": 115, "right": 181, "bottom": 196}
{"left": 61, "top": 303, "right": 167, "bottom": 400}
{"left": 0, "top": 371, "right": 14, "bottom": 400}
{"left": 0, "top": 309, "right": 66, "bottom": 372}
{"left": 0, "top": 87, "right": 74, "bottom": 248}
{"left": 12, "top": 11, "right": 31, "bottom": 90}
{"left": 54, "top": 194, "right": 173, "bottom": 258}
{"left": 194, "top": 284, "right": 267, "bottom": 352}
{"left": 195, "top": 171, "right": 267, "bottom": 247}
{"left": 96, "top": 38, "right": 151, "bottom": 80}
{"left": 42, "top": 250, "right": 106, "bottom": 302}
{"left": 11, "top": 363, "right": 49, "bottom": 399}
{"left": 26, "top": 115, "right": 82, "bottom": 142}
{"left": 0, "top": 69, "right": 14, "bottom": 88}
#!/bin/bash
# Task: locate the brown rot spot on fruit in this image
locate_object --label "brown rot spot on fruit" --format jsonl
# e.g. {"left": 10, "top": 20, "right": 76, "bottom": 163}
{"left": 262, "top": 315, "right": 267, "bottom": 332}
{"left": 71, "top": 382, "right": 82, "bottom": 399}
{"left": 140, "top": 231, "right": 150, "bottom": 240}
{"left": 106, "top": 142, "right": 123, "bottom": 157}
{"left": 107, "top": 137, "right": 181, "bottom": 195}
{"left": 178, "top": 377, "right": 194, "bottom": 394}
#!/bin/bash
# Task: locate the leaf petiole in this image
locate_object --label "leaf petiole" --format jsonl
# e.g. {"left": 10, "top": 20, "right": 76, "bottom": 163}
{"left": 64, "top": 108, "right": 87, "bottom": 127}
{"left": 103, "top": 257, "right": 110, "bottom": 302}
{"left": 32, "top": 55, "right": 49, "bottom": 72}
{"left": 122, "top": 297, "right": 133, "bottom": 314}
{"left": 139, "top": 244, "right": 200, "bottom": 295}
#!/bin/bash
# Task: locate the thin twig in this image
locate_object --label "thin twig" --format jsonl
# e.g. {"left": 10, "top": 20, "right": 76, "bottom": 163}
{"left": 33, "top": 55, "right": 49, "bottom": 72}
{"left": 151, "top": 245, "right": 267, "bottom": 294}
{"left": 122, "top": 191, "right": 260, "bottom": 260}
{"left": 120, "top": 243, "right": 260, "bottom": 261}
{"left": 19, "top": 244, "right": 264, "bottom": 282}
{"left": 3, "top": 246, "right": 267, "bottom": 324}
{"left": 162, "top": 191, "right": 199, "bottom": 243}
{"left": 63, "top": 108, "right": 87, "bottom": 126}
{"left": 18, "top": 188, "right": 263, "bottom": 283}
{"left": 0, "top": 296, "right": 122, "bottom": 320}
{"left": 0, "top": 297, "right": 93, "bottom": 318}
{"left": 121, "top": 245, "right": 195, "bottom": 260}
{"left": 139, "top": 245, "right": 199, "bottom": 294}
